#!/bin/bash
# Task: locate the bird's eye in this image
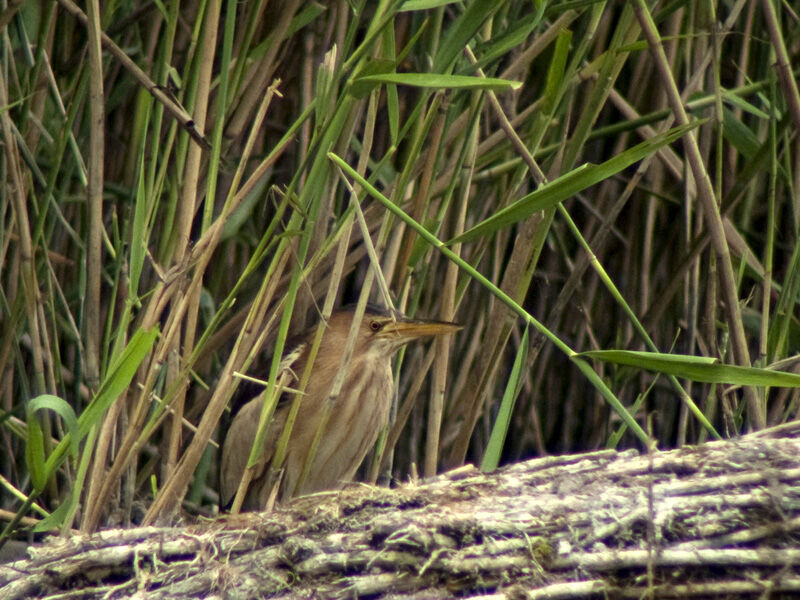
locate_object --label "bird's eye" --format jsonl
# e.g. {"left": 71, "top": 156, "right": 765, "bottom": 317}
{"left": 369, "top": 320, "right": 382, "bottom": 332}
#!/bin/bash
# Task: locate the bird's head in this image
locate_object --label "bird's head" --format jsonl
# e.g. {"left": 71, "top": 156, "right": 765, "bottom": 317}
{"left": 329, "top": 304, "right": 462, "bottom": 358}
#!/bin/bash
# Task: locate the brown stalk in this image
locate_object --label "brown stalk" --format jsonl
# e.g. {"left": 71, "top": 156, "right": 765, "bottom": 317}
{"left": 0, "top": 0, "right": 23, "bottom": 30}
{"left": 394, "top": 92, "right": 446, "bottom": 288}
{"left": 378, "top": 344, "right": 439, "bottom": 477}
{"left": 289, "top": 87, "right": 381, "bottom": 501}
{"left": 760, "top": 0, "right": 800, "bottom": 134}
{"left": 225, "top": 0, "right": 301, "bottom": 142}
{"left": 425, "top": 115, "right": 473, "bottom": 478}
{"left": 55, "top": 0, "right": 209, "bottom": 149}
{"left": 80, "top": 276, "right": 192, "bottom": 531}
{"left": 551, "top": 0, "right": 749, "bottom": 357}
{"left": 399, "top": 12, "right": 572, "bottom": 204}
{"left": 0, "top": 72, "right": 46, "bottom": 398}
{"left": 84, "top": 0, "right": 103, "bottom": 391}
{"left": 86, "top": 73, "right": 283, "bottom": 529}
{"left": 634, "top": 0, "right": 765, "bottom": 429}
{"left": 163, "top": 0, "right": 221, "bottom": 486}
{"left": 143, "top": 245, "right": 292, "bottom": 523}
{"left": 446, "top": 46, "right": 552, "bottom": 465}
{"left": 130, "top": 72, "right": 300, "bottom": 516}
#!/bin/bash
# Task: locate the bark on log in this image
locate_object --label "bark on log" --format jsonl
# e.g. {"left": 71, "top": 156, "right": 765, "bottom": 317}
{"left": 2, "top": 424, "right": 800, "bottom": 599}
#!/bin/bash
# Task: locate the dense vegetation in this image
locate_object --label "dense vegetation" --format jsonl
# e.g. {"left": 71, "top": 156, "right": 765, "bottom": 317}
{"left": 2, "top": 0, "right": 799, "bottom": 536}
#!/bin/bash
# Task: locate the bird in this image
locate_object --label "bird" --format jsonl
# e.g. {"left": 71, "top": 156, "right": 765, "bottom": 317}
{"left": 220, "top": 304, "right": 461, "bottom": 511}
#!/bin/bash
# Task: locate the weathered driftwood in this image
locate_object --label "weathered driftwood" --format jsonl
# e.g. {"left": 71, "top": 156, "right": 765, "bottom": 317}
{"left": 2, "top": 424, "right": 800, "bottom": 599}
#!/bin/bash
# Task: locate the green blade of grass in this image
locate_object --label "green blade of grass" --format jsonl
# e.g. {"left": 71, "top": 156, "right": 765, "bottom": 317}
{"left": 24, "top": 395, "right": 80, "bottom": 493}
{"left": 481, "top": 325, "right": 529, "bottom": 473}
{"left": 28, "top": 395, "right": 80, "bottom": 460}
{"left": 42, "top": 327, "right": 159, "bottom": 478}
{"left": 399, "top": 0, "right": 459, "bottom": 10}
{"left": 353, "top": 72, "right": 522, "bottom": 92}
{"left": 433, "top": 0, "right": 504, "bottom": 73}
{"left": 580, "top": 350, "right": 800, "bottom": 387}
{"left": 449, "top": 120, "right": 703, "bottom": 245}
{"left": 25, "top": 406, "right": 47, "bottom": 493}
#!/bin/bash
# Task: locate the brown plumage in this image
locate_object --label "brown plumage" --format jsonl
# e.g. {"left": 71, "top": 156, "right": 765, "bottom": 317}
{"left": 220, "top": 305, "right": 460, "bottom": 511}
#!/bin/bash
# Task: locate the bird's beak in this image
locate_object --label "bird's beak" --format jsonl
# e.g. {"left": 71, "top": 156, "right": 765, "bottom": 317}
{"left": 379, "top": 317, "right": 462, "bottom": 340}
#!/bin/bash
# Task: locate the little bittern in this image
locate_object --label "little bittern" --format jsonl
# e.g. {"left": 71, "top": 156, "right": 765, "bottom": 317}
{"left": 220, "top": 304, "right": 460, "bottom": 510}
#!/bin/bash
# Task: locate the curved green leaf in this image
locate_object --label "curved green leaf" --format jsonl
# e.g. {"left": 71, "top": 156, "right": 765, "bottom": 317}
{"left": 25, "top": 407, "right": 47, "bottom": 493}
{"left": 25, "top": 395, "right": 80, "bottom": 493}
{"left": 33, "top": 500, "right": 72, "bottom": 533}
{"left": 433, "top": 0, "right": 504, "bottom": 73}
{"left": 28, "top": 395, "right": 80, "bottom": 458}
{"left": 449, "top": 121, "right": 703, "bottom": 245}
{"left": 42, "top": 327, "right": 159, "bottom": 477}
{"left": 580, "top": 350, "right": 800, "bottom": 387}
{"left": 353, "top": 72, "right": 521, "bottom": 92}
{"left": 400, "top": 0, "right": 459, "bottom": 10}
{"left": 76, "top": 327, "right": 160, "bottom": 438}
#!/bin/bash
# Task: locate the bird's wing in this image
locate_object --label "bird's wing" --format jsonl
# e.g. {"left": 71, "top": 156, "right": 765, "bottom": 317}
{"left": 220, "top": 342, "right": 306, "bottom": 509}
{"left": 220, "top": 396, "right": 290, "bottom": 508}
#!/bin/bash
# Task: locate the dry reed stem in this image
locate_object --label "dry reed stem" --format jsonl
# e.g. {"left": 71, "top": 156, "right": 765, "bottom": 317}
{"left": 84, "top": 0, "right": 104, "bottom": 390}
{"left": 634, "top": 0, "right": 764, "bottom": 429}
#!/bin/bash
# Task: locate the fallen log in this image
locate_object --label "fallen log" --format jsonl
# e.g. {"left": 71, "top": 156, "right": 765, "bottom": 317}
{"left": 2, "top": 423, "right": 800, "bottom": 599}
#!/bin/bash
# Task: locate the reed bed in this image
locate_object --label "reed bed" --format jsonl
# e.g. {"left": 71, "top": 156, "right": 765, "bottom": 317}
{"left": 2, "top": 0, "right": 799, "bottom": 536}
